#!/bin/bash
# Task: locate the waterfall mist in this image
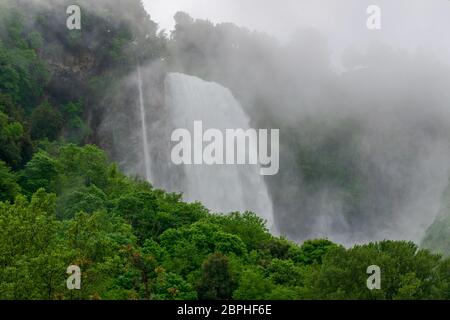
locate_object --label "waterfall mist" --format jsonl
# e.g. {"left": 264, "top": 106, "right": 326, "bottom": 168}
{"left": 95, "top": 0, "right": 450, "bottom": 246}
{"left": 164, "top": 6, "right": 450, "bottom": 245}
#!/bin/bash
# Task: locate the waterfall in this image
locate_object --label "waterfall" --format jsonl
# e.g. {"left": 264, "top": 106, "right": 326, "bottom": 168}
{"left": 136, "top": 64, "right": 152, "bottom": 182}
{"left": 162, "top": 72, "right": 276, "bottom": 232}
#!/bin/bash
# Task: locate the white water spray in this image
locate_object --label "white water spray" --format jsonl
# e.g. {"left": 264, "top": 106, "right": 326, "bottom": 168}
{"left": 137, "top": 64, "right": 152, "bottom": 182}
{"left": 163, "top": 73, "right": 276, "bottom": 232}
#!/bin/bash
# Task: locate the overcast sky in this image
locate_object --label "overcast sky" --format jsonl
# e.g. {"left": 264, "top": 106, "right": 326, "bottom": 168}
{"left": 143, "top": 0, "right": 450, "bottom": 66}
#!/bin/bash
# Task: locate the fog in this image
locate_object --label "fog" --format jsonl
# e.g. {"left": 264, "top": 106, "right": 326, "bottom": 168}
{"left": 152, "top": 1, "right": 450, "bottom": 245}
{"left": 144, "top": 0, "right": 450, "bottom": 68}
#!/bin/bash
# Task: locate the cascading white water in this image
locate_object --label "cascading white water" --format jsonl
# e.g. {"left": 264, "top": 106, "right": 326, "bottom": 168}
{"left": 137, "top": 64, "right": 152, "bottom": 182}
{"left": 163, "top": 72, "right": 276, "bottom": 232}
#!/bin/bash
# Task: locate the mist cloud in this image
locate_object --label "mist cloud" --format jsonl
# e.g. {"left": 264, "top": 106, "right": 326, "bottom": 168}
{"left": 163, "top": 3, "right": 450, "bottom": 245}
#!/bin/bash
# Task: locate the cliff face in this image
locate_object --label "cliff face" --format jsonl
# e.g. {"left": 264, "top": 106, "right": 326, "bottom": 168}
{"left": 27, "top": 0, "right": 139, "bottom": 102}
{"left": 5, "top": 0, "right": 167, "bottom": 153}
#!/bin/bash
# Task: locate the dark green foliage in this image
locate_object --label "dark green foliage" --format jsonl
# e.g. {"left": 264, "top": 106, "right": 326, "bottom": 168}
{"left": 30, "top": 102, "right": 63, "bottom": 140}
{"left": 0, "top": 9, "right": 49, "bottom": 109}
{"left": 60, "top": 101, "right": 90, "bottom": 143}
{"left": 290, "top": 239, "right": 339, "bottom": 265}
{"left": 0, "top": 160, "right": 21, "bottom": 202}
{"left": 207, "top": 212, "right": 271, "bottom": 251}
{"left": 197, "top": 253, "right": 237, "bottom": 300}
{"left": 305, "top": 241, "right": 444, "bottom": 300}
{"left": 19, "top": 150, "right": 58, "bottom": 195}
{"left": 0, "top": 111, "right": 27, "bottom": 168}
{"left": 57, "top": 185, "right": 107, "bottom": 219}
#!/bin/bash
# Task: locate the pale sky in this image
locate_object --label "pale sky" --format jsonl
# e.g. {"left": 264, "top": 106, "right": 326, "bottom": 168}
{"left": 143, "top": 0, "right": 450, "bottom": 66}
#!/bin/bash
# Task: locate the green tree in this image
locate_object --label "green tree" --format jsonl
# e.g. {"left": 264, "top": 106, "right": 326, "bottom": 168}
{"left": 0, "top": 111, "right": 28, "bottom": 168}
{"left": 0, "top": 160, "right": 21, "bottom": 202}
{"left": 57, "top": 185, "right": 107, "bottom": 219}
{"left": 0, "top": 189, "right": 68, "bottom": 299}
{"left": 65, "top": 210, "right": 136, "bottom": 300}
{"left": 56, "top": 144, "right": 110, "bottom": 190}
{"left": 233, "top": 267, "right": 274, "bottom": 300}
{"left": 207, "top": 212, "right": 271, "bottom": 251}
{"left": 30, "top": 102, "right": 63, "bottom": 140}
{"left": 305, "top": 241, "right": 444, "bottom": 300}
{"left": 19, "top": 150, "right": 58, "bottom": 195}
{"left": 289, "top": 239, "right": 338, "bottom": 265}
{"left": 196, "top": 253, "right": 237, "bottom": 300}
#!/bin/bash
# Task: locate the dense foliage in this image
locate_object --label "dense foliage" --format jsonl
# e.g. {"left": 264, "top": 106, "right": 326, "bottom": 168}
{"left": 1, "top": 143, "right": 450, "bottom": 300}
{"left": 1, "top": 0, "right": 449, "bottom": 300}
